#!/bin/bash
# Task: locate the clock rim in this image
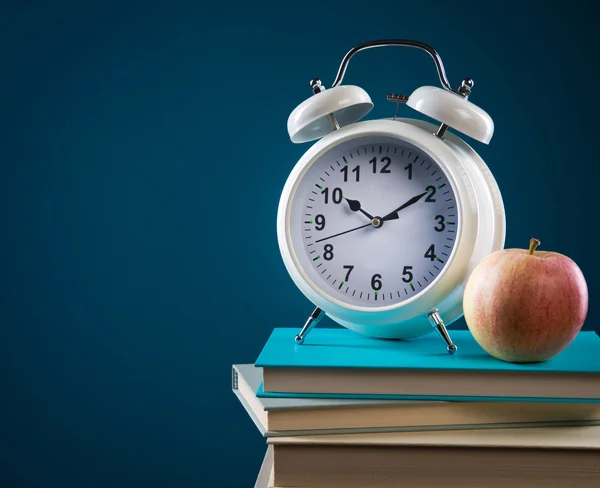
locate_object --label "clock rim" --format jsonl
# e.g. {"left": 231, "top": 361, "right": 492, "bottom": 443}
{"left": 277, "top": 119, "right": 480, "bottom": 331}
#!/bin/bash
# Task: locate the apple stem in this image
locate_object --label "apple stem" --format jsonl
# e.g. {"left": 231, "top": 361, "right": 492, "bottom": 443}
{"left": 529, "top": 238, "right": 541, "bottom": 255}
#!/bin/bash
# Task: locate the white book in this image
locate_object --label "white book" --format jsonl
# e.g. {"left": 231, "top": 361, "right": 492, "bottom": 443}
{"left": 254, "top": 446, "right": 274, "bottom": 488}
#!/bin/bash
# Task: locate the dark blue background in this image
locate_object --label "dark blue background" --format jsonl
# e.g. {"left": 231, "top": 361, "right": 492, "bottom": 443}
{"left": 1, "top": 1, "right": 598, "bottom": 486}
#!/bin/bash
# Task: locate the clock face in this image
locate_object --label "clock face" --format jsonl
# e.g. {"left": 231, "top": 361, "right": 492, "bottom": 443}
{"left": 289, "top": 135, "right": 459, "bottom": 308}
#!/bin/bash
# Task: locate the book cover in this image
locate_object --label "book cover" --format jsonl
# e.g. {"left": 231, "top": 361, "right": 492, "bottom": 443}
{"left": 256, "top": 328, "right": 600, "bottom": 373}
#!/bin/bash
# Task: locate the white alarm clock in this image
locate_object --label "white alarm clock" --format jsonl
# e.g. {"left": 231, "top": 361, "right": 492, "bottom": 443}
{"left": 277, "top": 40, "right": 505, "bottom": 352}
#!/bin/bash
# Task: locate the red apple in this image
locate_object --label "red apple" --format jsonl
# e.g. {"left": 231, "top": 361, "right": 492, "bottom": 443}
{"left": 463, "top": 238, "right": 588, "bottom": 363}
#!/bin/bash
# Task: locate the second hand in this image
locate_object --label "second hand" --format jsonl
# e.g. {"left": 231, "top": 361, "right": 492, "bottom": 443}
{"left": 315, "top": 222, "right": 373, "bottom": 243}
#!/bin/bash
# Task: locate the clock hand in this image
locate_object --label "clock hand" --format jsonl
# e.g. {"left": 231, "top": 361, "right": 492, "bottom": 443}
{"left": 381, "top": 191, "right": 429, "bottom": 222}
{"left": 343, "top": 196, "right": 374, "bottom": 220}
{"left": 317, "top": 191, "right": 428, "bottom": 242}
{"left": 315, "top": 222, "right": 373, "bottom": 243}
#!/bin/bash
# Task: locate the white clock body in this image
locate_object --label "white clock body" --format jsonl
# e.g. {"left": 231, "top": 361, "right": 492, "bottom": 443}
{"left": 277, "top": 118, "right": 505, "bottom": 339}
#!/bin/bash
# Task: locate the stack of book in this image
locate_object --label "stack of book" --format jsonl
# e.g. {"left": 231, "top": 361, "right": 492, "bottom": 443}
{"left": 233, "top": 328, "right": 600, "bottom": 487}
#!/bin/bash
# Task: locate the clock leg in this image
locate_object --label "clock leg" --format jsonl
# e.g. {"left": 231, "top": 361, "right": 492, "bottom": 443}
{"left": 294, "top": 307, "right": 324, "bottom": 345}
{"left": 426, "top": 308, "right": 458, "bottom": 354}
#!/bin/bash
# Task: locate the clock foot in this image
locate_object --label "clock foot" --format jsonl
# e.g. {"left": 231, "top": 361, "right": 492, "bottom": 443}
{"left": 294, "top": 307, "right": 324, "bottom": 345}
{"left": 426, "top": 308, "right": 458, "bottom": 354}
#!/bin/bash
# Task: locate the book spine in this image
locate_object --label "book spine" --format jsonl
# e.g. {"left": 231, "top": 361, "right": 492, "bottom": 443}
{"left": 232, "top": 366, "right": 239, "bottom": 390}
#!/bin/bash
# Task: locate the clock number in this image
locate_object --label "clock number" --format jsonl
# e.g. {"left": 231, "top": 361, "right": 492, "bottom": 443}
{"left": 424, "top": 244, "right": 437, "bottom": 261}
{"left": 341, "top": 165, "right": 360, "bottom": 182}
{"left": 434, "top": 215, "right": 445, "bottom": 232}
{"left": 341, "top": 166, "right": 348, "bottom": 181}
{"left": 369, "top": 157, "right": 391, "bottom": 174}
{"left": 402, "top": 266, "right": 413, "bottom": 283}
{"left": 332, "top": 188, "right": 343, "bottom": 203}
{"left": 371, "top": 274, "right": 382, "bottom": 291}
{"left": 315, "top": 214, "right": 326, "bottom": 231}
{"left": 343, "top": 265, "right": 354, "bottom": 281}
{"left": 323, "top": 244, "right": 334, "bottom": 261}
{"left": 425, "top": 185, "right": 436, "bottom": 202}
{"left": 369, "top": 157, "right": 376, "bottom": 172}
{"left": 380, "top": 157, "right": 391, "bottom": 173}
{"left": 404, "top": 163, "right": 413, "bottom": 180}
{"left": 322, "top": 187, "right": 343, "bottom": 204}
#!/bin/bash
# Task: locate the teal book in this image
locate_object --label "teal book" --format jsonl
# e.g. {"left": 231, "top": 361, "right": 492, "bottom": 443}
{"left": 255, "top": 328, "right": 600, "bottom": 402}
{"left": 233, "top": 364, "right": 600, "bottom": 436}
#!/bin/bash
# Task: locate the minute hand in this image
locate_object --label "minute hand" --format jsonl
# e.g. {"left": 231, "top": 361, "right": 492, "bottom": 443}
{"left": 381, "top": 191, "right": 428, "bottom": 222}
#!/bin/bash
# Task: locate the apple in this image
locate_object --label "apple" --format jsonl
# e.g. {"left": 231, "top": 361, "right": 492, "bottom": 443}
{"left": 463, "top": 238, "right": 588, "bottom": 363}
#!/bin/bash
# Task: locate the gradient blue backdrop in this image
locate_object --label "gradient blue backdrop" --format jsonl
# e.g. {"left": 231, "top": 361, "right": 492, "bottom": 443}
{"left": 1, "top": 1, "right": 598, "bottom": 486}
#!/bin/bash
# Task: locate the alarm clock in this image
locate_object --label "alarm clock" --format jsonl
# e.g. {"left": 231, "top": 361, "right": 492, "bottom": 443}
{"left": 277, "top": 40, "right": 505, "bottom": 353}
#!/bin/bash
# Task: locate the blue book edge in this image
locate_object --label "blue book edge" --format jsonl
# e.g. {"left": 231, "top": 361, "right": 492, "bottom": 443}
{"left": 255, "top": 328, "right": 600, "bottom": 374}
{"left": 255, "top": 383, "right": 600, "bottom": 404}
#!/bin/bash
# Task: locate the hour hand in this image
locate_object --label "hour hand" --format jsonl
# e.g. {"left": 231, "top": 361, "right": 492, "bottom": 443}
{"left": 344, "top": 197, "right": 374, "bottom": 220}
